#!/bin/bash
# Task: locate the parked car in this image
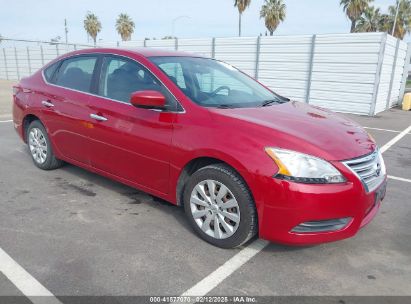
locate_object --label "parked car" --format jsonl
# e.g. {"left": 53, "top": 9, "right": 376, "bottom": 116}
{"left": 12, "top": 48, "right": 387, "bottom": 248}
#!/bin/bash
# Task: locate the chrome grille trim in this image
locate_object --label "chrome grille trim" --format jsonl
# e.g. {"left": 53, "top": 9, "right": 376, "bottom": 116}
{"left": 343, "top": 149, "right": 386, "bottom": 193}
{"left": 291, "top": 218, "right": 352, "bottom": 233}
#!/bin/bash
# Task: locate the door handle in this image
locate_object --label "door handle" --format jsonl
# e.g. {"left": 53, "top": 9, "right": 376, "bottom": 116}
{"left": 90, "top": 113, "right": 108, "bottom": 122}
{"left": 41, "top": 100, "right": 54, "bottom": 108}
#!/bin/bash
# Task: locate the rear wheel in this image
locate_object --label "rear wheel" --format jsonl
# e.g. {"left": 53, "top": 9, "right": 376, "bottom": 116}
{"left": 184, "top": 164, "right": 257, "bottom": 248}
{"left": 27, "top": 120, "right": 63, "bottom": 170}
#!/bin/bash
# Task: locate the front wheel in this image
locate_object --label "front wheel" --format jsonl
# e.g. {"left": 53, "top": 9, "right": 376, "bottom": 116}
{"left": 184, "top": 164, "right": 257, "bottom": 248}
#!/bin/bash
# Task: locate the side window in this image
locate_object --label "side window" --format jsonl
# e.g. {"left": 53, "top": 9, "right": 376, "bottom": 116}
{"left": 98, "top": 56, "right": 173, "bottom": 105}
{"left": 195, "top": 69, "right": 252, "bottom": 95}
{"left": 44, "top": 62, "right": 60, "bottom": 83}
{"left": 54, "top": 56, "right": 97, "bottom": 93}
{"left": 156, "top": 62, "right": 186, "bottom": 89}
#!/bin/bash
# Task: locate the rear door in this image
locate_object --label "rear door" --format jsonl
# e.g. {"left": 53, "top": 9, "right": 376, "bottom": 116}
{"left": 40, "top": 55, "right": 98, "bottom": 165}
{"left": 87, "top": 55, "right": 178, "bottom": 194}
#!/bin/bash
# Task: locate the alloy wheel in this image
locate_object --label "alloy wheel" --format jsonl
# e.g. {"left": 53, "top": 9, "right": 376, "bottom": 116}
{"left": 189, "top": 179, "right": 241, "bottom": 239}
{"left": 28, "top": 127, "right": 48, "bottom": 164}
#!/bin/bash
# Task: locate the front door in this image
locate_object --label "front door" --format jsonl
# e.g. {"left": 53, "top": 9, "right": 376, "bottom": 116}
{"left": 88, "top": 55, "right": 177, "bottom": 194}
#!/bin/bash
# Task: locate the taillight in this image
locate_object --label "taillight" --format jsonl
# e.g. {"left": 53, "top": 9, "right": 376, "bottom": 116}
{"left": 12, "top": 86, "right": 20, "bottom": 96}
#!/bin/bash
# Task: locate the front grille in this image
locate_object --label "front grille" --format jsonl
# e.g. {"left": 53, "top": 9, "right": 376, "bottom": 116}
{"left": 343, "top": 149, "right": 386, "bottom": 193}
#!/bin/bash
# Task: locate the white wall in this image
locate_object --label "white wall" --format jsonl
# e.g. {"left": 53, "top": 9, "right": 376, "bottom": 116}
{"left": 0, "top": 33, "right": 409, "bottom": 116}
{"left": 310, "top": 33, "right": 383, "bottom": 115}
{"left": 258, "top": 35, "right": 313, "bottom": 102}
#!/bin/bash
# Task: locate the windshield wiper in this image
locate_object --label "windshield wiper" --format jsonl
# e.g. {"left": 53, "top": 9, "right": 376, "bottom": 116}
{"left": 261, "top": 99, "right": 282, "bottom": 107}
{"left": 215, "top": 104, "right": 236, "bottom": 109}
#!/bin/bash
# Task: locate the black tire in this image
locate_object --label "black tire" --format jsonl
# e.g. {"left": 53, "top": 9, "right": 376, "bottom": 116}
{"left": 26, "top": 120, "right": 63, "bottom": 170}
{"left": 183, "top": 164, "right": 258, "bottom": 248}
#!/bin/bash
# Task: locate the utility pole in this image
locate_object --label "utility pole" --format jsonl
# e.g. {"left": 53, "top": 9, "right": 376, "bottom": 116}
{"left": 64, "top": 19, "right": 68, "bottom": 44}
{"left": 392, "top": 1, "right": 400, "bottom": 36}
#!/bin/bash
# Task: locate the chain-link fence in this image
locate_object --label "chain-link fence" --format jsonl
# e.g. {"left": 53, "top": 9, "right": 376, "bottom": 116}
{"left": 0, "top": 38, "right": 94, "bottom": 80}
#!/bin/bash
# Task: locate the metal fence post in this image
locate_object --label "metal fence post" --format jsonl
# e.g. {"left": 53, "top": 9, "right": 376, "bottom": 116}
{"left": 14, "top": 47, "right": 20, "bottom": 80}
{"left": 27, "top": 47, "right": 32, "bottom": 75}
{"left": 175, "top": 38, "right": 178, "bottom": 51}
{"left": 144, "top": 39, "right": 147, "bottom": 48}
{"left": 56, "top": 44, "right": 60, "bottom": 56}
{"left": 305, "top": 34, "right": 317, "bottom": 104}
{"left": 74, "top": 44, "right": 77, "bottom": 50}
{"left": 398, "top": 43, "right": 411, "bottom": 105}
{"left": 3, "top": 49, "right": 9, "bottom": 80}
{"left": 369, "top": 33, "right": 388, "bottom": 116}
{"left": 255, "top": 36, "right": 261, "bottom": 80}
{"left": 386, "top": 39, "right": 401, "bottom": 110}
{"left": 40, "top": 45, "right": 45, "bottom": 65}
{"left": 211, "top": 37, "right": 216, "bottom": 59}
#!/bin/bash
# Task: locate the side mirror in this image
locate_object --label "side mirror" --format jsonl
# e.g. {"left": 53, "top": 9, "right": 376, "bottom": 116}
{"left": 130, "top": 90, "right": 166, "bottom": 109}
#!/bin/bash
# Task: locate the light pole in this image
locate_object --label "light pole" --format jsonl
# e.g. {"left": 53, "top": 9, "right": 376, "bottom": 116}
{"left": 64, "top": 19, "right": 68, "bottom": 44}
{"left": 392, "top": 0, "right": 400, "bottom": 36}
{"left": 172, "top": 15, "right": 190, "bottom": 37}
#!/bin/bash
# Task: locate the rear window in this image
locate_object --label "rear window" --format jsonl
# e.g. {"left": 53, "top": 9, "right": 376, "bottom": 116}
{"left": 54, "top": 56, "right": 97, "bottom": 93}
{"left": 43, "top": 62, "right": 59, "bottom": 82}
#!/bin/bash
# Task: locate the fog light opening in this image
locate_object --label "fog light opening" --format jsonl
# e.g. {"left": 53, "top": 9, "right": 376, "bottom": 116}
{"left": 291, "top": 217, "right": 352, "bottom": 233}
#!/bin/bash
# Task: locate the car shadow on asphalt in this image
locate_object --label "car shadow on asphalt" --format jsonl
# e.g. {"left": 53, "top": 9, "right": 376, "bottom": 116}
{"left": 57, "top": 162, "right": 194, "bottom": 232}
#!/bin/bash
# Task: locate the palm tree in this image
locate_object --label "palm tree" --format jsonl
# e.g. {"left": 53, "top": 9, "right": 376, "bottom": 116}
{"left": 116, "top": 13, "right": 135, "bottom": 41}
{"left": 355, "top": 6, "right": 381, "bottom": 32}
{"left": 260, "top": 0, "right": 286, "bottom": 36}
{"left": 84, "top": 12, "right": 102, "bottom": 46}
{"left": 234, "top": 0, "right": 252, "bottom": 37}
{"left": 340, "top": 0, "right": 374, "bottom": 33}
{"left": 389, "top": 0, "right": 411, "bottom": 39}
{"left": 378, "top": 13, "right": 392, "bottom": 33}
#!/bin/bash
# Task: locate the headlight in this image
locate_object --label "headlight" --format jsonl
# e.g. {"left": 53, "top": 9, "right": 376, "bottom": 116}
{"left": 265, "top": 148, "right": 346, "bottom": 184}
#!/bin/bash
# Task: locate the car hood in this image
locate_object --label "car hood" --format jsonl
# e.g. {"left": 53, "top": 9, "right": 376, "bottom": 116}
{"left": 209, "top": 101, "right": 376, "bottom": 161}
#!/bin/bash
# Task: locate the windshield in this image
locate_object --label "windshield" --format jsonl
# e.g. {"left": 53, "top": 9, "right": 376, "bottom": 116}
{"left": 149, "top": 56, "right": 288, "bottom": 108}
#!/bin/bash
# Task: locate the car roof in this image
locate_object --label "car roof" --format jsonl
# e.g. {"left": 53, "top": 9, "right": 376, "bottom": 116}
{"left": 70, "top": 47, "right": 206, "bottom": 58}
{"left": 126, "top": 47, "right": 204, "bottom": 58}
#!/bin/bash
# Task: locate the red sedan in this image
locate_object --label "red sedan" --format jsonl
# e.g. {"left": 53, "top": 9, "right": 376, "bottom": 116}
{"left": 12, "top": 48, "right": 387, "bottom": 248}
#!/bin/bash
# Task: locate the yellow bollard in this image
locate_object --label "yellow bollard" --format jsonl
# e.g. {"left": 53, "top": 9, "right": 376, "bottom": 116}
{"left": 403, "top": 93, "right": 411, "bottom": 111}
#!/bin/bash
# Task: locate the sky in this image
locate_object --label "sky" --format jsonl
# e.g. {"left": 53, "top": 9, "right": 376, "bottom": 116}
{"left": 0, "top": 0, "right": 398, "bottom": 44}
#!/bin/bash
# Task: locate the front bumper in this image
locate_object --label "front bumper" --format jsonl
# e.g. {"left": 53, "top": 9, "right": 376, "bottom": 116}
{"left": 257, "top": 161, "right": 386, "bottom": 246}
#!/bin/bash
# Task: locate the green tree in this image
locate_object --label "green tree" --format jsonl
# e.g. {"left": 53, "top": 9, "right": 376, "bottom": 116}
{"left": 389, "top": 0, "right": 411, "bottom": 39}
{"left": 234, "top": 0, "right": 251, "bottom": 37}
{"left": 116, "top": 13, "right": 135, "bottom": 41}
{"left": 260, "top": 0, "right": 286, "bottom": 36}
{"left": 355, "top": 6, "right": 381, "bottom": 32}
{"left": 378, "top": 13, "right": 392, "bottom": 33}
{"left": 84, "top": 12, "right": 102, "bottom": 46}
{"left": 340, "top": 0, "right": 374, "bottom": 33}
